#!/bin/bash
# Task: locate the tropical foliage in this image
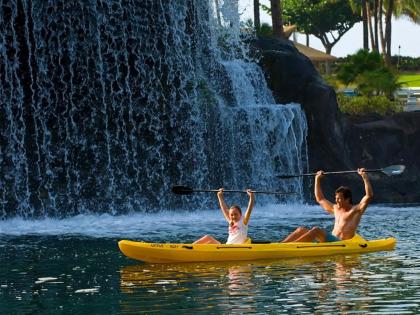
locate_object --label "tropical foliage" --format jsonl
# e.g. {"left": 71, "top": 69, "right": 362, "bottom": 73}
{"left": 337, "top": 94, "right": 401, "bottom": 115}
{"left": 394, "top": 0, "right": 420, "bottom": 22}
{"left": 337, "top": 49, "right": 399, "bottom": 97}
{"left": 346, "top": 0, "right": 420, "bottom": 65}
{"left": 336, "top": 49, "right": 402, "bottom": 115}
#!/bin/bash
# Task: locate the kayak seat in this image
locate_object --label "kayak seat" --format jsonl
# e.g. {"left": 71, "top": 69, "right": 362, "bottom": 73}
{"left": 350, "top": 234, "right": 366, "bottom": 242}
{"left": 244, "top": 238, "right": 272, "bottom": 244}
{"left": 251, "top": 240, "right": 272, "bottom": 244}
{"left": 247, "top": 237, "right": 272, "bottom": 244}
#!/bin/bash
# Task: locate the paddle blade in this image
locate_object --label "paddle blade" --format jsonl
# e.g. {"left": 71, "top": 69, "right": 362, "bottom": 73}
{"left": 172, "top": 186, "right": 193, "bottom": 195}
{"left": 382, "top": 165, "right": 405, "bottom": 176}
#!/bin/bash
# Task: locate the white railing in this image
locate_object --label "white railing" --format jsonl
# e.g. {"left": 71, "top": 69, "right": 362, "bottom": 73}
{"left": 396, "top": 87, "right": 420, "bottom": 112}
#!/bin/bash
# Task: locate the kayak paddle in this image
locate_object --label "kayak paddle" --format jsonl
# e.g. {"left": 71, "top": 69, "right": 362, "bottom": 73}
{"left": 172, "top": 186, "right": 297, "bottom": 195}
{"left": 277, "top": 164, "right": 406, "bottom": 179}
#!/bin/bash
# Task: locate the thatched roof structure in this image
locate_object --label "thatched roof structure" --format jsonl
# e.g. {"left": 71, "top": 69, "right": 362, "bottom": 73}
{"left": 283, "top": 25, "right": 337, "bottom": 62}
{"left": 293, "top": 42, "right": 337, "bottom": 62}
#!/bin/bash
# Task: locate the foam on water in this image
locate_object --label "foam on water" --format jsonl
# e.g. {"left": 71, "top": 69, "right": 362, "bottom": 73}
{"left": 1, "top": 204, "right": 412, "bottom": 239}
{"left": 0, "top": 203, "right": 321, "bottom": 238}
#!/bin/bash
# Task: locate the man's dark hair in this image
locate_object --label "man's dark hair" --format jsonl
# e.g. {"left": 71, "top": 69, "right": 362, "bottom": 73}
{"left": 335, "top": 186, "right": 353, "bottom": 204}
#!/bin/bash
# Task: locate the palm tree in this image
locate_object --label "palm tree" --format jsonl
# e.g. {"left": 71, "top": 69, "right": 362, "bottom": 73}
{"left": 350, "top": 0, "right": 419, "bottom": 65}
{"left": 366, "top": 1, "right": 377, "bottom": 51}
{"left": 347, "top": 0, "right": 369, "bottom": 50}
{"left": 395, "top": 0, "right": 420, "bottom": 20}
{"left": 362, "top": 0, "right": 369, "bottom": 50}
{"left": 384, "top": 0, "right": 395, "bottom": 65}
{"left": 382, "top": 0, "right": 419, "bottom": 65}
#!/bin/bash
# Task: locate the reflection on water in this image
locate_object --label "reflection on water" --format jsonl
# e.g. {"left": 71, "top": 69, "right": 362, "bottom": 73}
{"left": 1, "top": 205, "right": 420, "bottom": 314}
{"left": 118, "top": 254, "right": 420, "bottom": 314}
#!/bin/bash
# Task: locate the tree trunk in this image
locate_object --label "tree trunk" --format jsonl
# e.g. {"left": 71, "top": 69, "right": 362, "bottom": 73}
{"left": 254, "top": 0, "right": 260, "bottom": 34}
{"left": 325, "top": 62, "right": 331, "bottom": 75}
{"left": 362, "top": 0, "right": 369, "bottom": 50}
{"left": 270, "top": 0, "right": 285, "bottom": 38}
{"left": 384, "top": 0, "right": 394, "bottom": 66}
{"left": 366, "top": 2, "right": 376, "bottom": 51}
{"left": 325, "top": 45, "right": 332, "bottom": 55}
{"left": 373, "top": 0, "right": 379, "bottom": 52}
{"left": 319, "top": 35, "right": 333, "bottom": 54}
{"left": 379, "top": 0, "right": 386, "bottom": 54}
{"left": 306, "top": 33, "right": 309, "bottom": 46}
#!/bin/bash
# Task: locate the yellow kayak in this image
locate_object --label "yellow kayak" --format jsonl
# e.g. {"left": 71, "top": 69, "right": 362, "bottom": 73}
{"left": 118, "top": 234, "right": 396, "bottom": 263}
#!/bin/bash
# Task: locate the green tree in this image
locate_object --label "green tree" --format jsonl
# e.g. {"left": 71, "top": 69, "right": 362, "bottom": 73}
{"left": 280, "top": 0, "right": 362, "bottom": 54}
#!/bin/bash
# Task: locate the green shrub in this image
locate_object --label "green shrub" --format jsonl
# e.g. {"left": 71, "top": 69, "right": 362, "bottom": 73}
{"left": 322, "top": 75, "right": 341, "bottom": 90}
{"left": 338, "top": 50, "right": 383, "bottom": 85}
{"left": 337, "top": 50, "right": 399, "bottom": 97}
{"left": 259, "top": 23, "right": 274, "bottom": 37}
{"left": 337, "top": 94, "right": 402, "bottom": 115}
{"left": 356, "top": 67, "right": 400, "bottom": 98}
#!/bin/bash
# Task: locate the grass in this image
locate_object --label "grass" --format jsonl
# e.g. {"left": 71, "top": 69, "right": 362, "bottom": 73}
{"left": 324, "top": 72, "right": 420, "bottom": 89}
{"left": 398, "top": 73, "right": 420, "bottom": 87}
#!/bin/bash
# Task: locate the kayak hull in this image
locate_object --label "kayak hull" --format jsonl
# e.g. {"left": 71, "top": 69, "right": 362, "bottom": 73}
{"left": 118, "top": 234, "right": 396, "bottom": 263}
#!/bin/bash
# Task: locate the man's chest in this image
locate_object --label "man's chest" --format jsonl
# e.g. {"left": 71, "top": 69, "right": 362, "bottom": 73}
{"left": 334, "top": 208, "right": 360, "bottom": 223}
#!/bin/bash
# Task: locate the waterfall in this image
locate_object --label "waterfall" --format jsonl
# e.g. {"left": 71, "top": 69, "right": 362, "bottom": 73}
{"left": 0, "top": 0, "right": 307, "bottom": 218}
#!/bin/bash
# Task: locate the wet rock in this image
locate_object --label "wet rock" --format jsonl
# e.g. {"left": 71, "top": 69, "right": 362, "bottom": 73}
{"left": 252, "top": 36, "right": 420, "bottom": 203}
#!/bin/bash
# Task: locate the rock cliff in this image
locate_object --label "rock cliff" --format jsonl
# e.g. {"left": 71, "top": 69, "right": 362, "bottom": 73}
{"left": 253, "top": 37, "right": 420, "bottom": 203}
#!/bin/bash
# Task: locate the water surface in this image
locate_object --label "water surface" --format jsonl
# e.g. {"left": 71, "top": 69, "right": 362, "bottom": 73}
{"left": 1, "top": 204, "right": 419, "bottom": 314}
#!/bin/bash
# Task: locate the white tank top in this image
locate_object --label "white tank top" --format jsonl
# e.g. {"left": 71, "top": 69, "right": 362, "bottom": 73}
{"left": 226, "top": 219, "right": 248, "bottom": 244}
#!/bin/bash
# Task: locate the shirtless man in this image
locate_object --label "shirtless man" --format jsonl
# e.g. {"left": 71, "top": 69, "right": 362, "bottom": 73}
{"left": 282, "top": 168, "right": 373, "bottom": 242}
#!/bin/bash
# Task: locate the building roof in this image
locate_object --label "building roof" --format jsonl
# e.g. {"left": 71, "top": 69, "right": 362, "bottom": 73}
{"left": 282, "top": 24, "right": 338, "bottom": 62}
{"left": 293, "top": 41, "right": 338, "bottom": 62}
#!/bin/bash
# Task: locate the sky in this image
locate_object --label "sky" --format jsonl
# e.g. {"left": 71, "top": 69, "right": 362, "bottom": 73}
{"left": 238, "top": 0, "right": 420, "bottom": 58}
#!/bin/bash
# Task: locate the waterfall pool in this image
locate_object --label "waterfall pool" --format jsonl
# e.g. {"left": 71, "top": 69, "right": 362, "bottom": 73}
{"left": 1, "top": 204, "right": 419, "bottom": 314}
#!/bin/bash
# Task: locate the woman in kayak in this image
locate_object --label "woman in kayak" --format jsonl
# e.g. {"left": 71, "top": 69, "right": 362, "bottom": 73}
{"left": 193, "top": 188, "right": 255, "bottom": 244}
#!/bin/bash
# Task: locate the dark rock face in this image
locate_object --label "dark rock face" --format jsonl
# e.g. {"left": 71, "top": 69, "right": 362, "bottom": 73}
{"left": 252, "top": 37, "right": 420, "bottom": 203}
{"left": 345, "top": 112, "right": 420, "bottom": 203}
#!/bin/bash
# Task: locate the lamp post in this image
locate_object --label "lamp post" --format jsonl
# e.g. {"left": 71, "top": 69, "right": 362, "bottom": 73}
{"left": 397, "top": 45, "right": 401, "bottom": 71}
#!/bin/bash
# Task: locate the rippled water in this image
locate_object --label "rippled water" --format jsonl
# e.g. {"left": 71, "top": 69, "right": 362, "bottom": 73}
{"left": 1, "top": 204, "right": 419, "bottom": 314}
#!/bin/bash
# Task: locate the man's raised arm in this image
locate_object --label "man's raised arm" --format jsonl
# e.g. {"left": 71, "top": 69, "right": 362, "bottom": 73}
{"left": 357, "top": 168, "right": 373, "bottom": 213}
{"left": 315, "top": 171, "right": 334, "bottom": 214}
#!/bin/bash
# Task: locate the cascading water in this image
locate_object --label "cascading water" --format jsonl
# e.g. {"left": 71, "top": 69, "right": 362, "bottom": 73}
{"left": 0, "top": 0, "right": 307, "bottom": 218}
